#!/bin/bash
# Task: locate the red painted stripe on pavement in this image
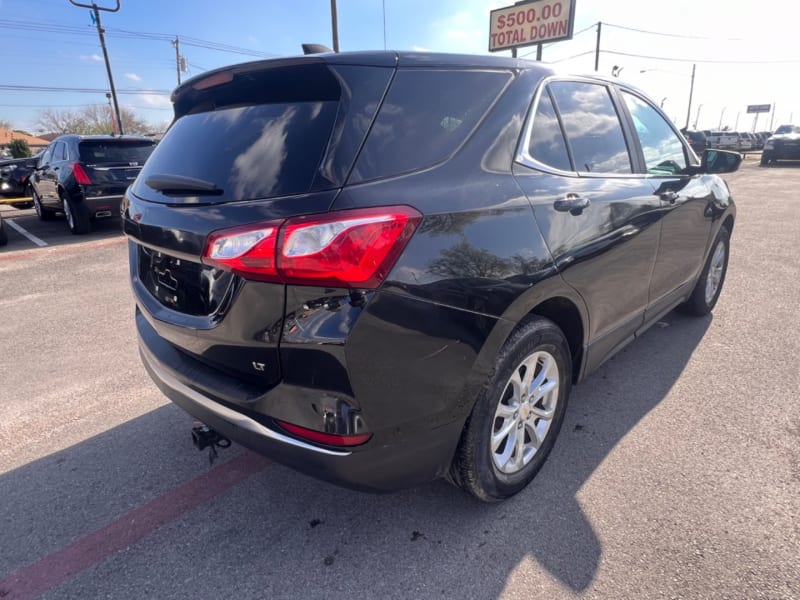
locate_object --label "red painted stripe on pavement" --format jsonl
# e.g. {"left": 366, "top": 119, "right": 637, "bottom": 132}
{"left": 0, "top": 452, "right": 270, "bottom": 600}
{"left": 0, "top": 237, "right": 126, "bottom": 263}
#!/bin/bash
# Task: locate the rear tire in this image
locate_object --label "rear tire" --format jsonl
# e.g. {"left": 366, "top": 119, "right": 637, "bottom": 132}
{"left": 760, "top": 153, "right": 772, "bottom": 166}
{"left": 62, "top": 193, "right": 90, "bottom": 235}
{"left": 32, "top": 188, "right": 55, "bottom": 221}
{"left": 451, "top": 317, "right": 572, "bottom": 502}
{"left": 680, "top": 226, "right": 730, "bottom": 316}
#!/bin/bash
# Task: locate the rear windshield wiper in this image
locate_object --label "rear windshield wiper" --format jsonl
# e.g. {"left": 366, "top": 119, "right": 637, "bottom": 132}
{"left": 145, "top": 174, "right": 223, "bottom": 196}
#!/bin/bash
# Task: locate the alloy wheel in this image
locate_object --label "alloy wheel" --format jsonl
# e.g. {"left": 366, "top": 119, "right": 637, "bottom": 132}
{"left": 491, "top": 350, "right": 559, "bottom": 475}
{"left": 63, "top": 197, "right": 74, "bottom": 231}
{"left": 704, "top": 240, "right": 726, "bottom": 304}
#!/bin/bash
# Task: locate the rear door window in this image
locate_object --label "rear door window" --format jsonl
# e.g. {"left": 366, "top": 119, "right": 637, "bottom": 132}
{"left": 548, "top": 81, "right": 632, "bottom": 174}
{"left": 350, "top": 69, "right": 512, "bottom": 182}
{"left": 79, "top": 141, "right": 156, "bottom": 166}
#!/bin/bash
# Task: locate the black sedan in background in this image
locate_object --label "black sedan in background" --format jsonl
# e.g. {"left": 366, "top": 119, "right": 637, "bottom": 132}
{"left": 761, "top": 124, "right": 800, "bottom": 165}
{"left": 0, "top": 151, "right": 42, "bottom": 207}
{"left": 30, "top": 135, "right": 156, "bottom": 234}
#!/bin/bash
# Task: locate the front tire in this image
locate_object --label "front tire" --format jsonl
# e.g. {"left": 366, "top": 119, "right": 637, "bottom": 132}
{"left": 451, "top": 317, "right": 572, "bottom": 501}
{"left": 681, "top": 226, "right": 730, "bottom": 316}
{"left": 32, "top": 187, "right": 55, "bottom": 221}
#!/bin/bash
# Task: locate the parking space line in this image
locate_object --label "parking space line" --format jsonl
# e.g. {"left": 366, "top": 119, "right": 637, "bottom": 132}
{"left": 4, "top": 219, "right": 48, "bottom": 247}
{"left": 0, "top": 452, "right": 270, "bottom": 600}
{"left": 0, "top": 237, "right": 126, "bottom": 262}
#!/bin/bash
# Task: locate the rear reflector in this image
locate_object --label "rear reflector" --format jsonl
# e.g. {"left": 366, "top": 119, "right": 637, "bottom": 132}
{"left": 203, "top": 206, "right": 421, "bottom": 288}
{"left": 277, "top": 420, "right": 372, "bottom": 447}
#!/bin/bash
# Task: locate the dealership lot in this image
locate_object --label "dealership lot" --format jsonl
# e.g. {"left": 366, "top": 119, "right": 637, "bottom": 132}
{"left": 0, "top": 157, "right": 797, "bottom": 599}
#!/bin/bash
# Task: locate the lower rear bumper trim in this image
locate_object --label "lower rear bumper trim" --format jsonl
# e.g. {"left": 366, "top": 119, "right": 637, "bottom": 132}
{"left": 140, "top": 342, "right": 351, "bottom": 457}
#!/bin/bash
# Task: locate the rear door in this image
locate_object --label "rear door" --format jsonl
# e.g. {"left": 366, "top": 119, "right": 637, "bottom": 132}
{"left": 41, "top": 142, "right": 65, "bottom": 206}
{"left": 513, "top": 79, "right": 662, "bottom": 374}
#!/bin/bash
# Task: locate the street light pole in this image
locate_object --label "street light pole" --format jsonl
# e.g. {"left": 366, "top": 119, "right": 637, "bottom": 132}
{"left": 68, "top": 1, "right": 124, "bottom": 135}
{"left": 684, "top": 63, "right": 696, "bottom": 131}
{"left": 719, "top": 107, "right": 726, "bottom": 130}
{"left": 330, "top": 0, "right": 339, "bottom": 52}
{"left": 693, "top": 104, "right": 703, "bottom": 129}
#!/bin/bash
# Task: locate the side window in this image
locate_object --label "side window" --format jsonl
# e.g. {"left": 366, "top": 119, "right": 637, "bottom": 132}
{"left": 528, "top": 88, "right": 572, "bottom": 171}
{"left": 52, "top": 142, "right": 65, "bottom": 162}
{"left": 621, "top": 91, "right": 688, "bottom": 175}
{"left": 351, "top": 69, "right": 512, "bottom": 182}
{"left": 548, "top": 81, "right": 632, "bottom": 174}
{"left": 40, "top": 146, "right": 53, "bottom": 167}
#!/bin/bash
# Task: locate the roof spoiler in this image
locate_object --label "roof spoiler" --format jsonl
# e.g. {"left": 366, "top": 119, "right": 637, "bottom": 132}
{"left": 302, "top": 43, "right": 333, "bottom": 55}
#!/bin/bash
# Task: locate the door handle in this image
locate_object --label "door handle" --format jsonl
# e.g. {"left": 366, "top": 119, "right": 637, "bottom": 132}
{"left": 660, "top": 191, "right": 679, "bottom": 203}
{"left": 554, "top": 194, "right": 590, "bottom": 215}
{"left": 53, "top": 166, "right": 60, "bottom": 171}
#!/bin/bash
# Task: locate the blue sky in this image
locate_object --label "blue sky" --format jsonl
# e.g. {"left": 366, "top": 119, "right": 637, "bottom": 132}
{"left": 2, "top": 0, "right": 797, "bottom": 133}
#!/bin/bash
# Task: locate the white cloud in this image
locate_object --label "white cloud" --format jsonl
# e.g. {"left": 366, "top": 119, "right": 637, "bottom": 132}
{"left": 125, "top": 73, "right": 142, "bottom": 82}
{"left": 138, "top": 93, "right": 172, "bottom": 108}
{"left": 79, "top": 53, "right": 104, "bottom": 62}
{"left": 412, "top": 45, "right": 431, "bottom": 52}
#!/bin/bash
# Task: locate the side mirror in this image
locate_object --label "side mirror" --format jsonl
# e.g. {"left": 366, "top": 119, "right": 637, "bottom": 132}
{"left": 701, "top": 149, "right": 742, "bottom": 174}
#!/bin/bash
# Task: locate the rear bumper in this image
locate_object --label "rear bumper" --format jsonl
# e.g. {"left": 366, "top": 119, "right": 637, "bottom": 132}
{"left": 79, "top": 193, "right": 123, "bottom": 217}
{"left": 765, "top": 147, "right": 800, "bottom": 160}
{"left": 135, "top": 294, "right": 480, "bottom": 492}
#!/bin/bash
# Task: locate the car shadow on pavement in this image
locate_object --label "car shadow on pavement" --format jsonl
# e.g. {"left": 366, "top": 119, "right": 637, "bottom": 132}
{"left": 0, "top": 312, "right": 711, "bottom": 599}
{"left": 0, "top": 206, "right": 124, "bottom": 254}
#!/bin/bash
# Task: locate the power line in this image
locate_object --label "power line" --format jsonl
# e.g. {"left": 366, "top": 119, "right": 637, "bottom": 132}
{"left": 0, "top": 84, "right": 172, "bottom": 94}
{"left": 603, "top": 22, "right": 742, "bottom": 41}
{"left": 519, "top": 22, "right": 596, "bottom": 58}
{"left": 601, "top": 49, "right": 800, "bottom": 65}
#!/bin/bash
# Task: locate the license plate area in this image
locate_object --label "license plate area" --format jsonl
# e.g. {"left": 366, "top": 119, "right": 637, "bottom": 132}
{"left": 138, "top": 246, "right": 235, "bottom": 316}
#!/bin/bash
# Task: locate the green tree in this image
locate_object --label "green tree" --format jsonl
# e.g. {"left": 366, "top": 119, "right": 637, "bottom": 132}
{"left": 38, "top": 105, "right": 154, "bottom": 136}
{"left": 8, "top": 139, "right": 32, "bottom": 158}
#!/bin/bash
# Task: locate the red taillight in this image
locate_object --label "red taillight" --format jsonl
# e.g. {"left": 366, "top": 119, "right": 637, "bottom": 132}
{"left": 72, "top": 163, "right": 92, "bottom": 185}
{"left": 276, "top": 420, "right": 372, "bottom": 447}
{"left": 203, "top": 206, "right": 421, "bottom": 288}
{"left": 203, "top": 221, "right": 281, "bottom": 282}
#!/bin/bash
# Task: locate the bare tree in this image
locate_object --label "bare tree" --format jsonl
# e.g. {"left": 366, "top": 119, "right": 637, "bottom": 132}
{"left": 0, "top": 119, "right": 12, "bottom": 130}
{"left": 37, "top": 105, "right": 153, "bottom": 136}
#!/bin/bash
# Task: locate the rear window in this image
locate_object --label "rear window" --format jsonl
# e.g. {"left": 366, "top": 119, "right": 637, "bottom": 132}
{"left": 350, "top": 69, "right": 512, "bottom": 182}
{"left": 79, "top": 141, "right": 155, "bottom": 165}
{"left": 137, "top": 102, "right": 338, "bottom": 202}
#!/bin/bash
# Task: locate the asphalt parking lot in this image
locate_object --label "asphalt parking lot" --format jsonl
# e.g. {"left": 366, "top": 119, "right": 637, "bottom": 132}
{"left": 1, "top": 156, "right": 798, "bottom": 599}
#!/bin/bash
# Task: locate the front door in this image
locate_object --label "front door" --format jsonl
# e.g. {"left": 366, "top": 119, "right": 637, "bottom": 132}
{"left": 617, "top": 90, "right": 714, "bottom": 321}
{"left": 513, "top": 79, "right": 662, "bottom": 375}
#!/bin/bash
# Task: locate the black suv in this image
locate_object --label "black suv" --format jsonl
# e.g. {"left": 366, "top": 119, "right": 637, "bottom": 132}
{"left": 684, "top": 130, "right": 708, "bottom": 155}
{"left": 31, "top": 135, "right": 156, "bottom": 234}
{"left": 125, "top": 52, "right": 739, "bottom": 501}
{"left": 761, "top": 124, "right": 800, "bottom": 166}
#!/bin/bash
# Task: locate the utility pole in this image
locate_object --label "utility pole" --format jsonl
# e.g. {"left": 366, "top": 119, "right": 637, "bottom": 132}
{"left": 330, "top": 0, "right": 339, "bottom": 52}
{"left": 684, "top": 63, "right": 696, "bottom": 131}
{"left": 69, "top": 0, "right": 124, "bottom": 135}
{"left": 536, "top": 44, "right": 542, "bottom": 60}
{"left": 769, "top": 103, "right": 776, "bottom": 131}
{"left": 719, "top": 107, "right": 726, "bottom": 130}
{"left": 172, "top": 37, "right": 182, "bottom": 86}
{"left": 594, "top": 22, "right": 601, "bottom": 71}
{"left": 693, "top": 104, "right": 703, "bottom": 129}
